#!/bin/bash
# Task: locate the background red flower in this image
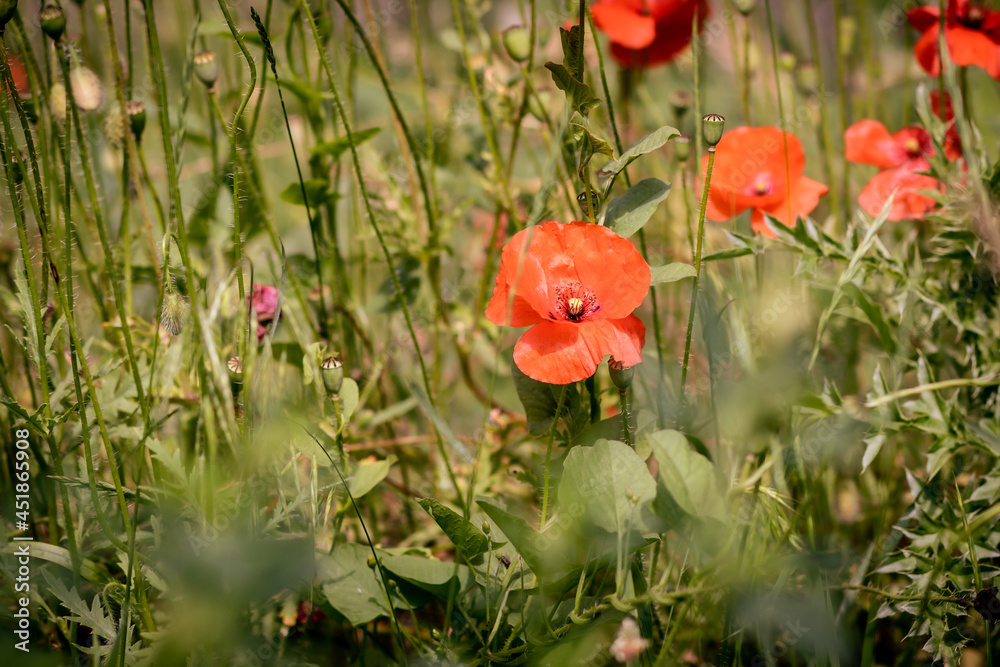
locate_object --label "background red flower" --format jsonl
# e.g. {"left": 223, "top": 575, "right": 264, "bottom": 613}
{"left": 908, "top": 0, "right": 1000, "bottom": 78}
{"left": 591, "top": 0, "right": 711, "bottom": 69}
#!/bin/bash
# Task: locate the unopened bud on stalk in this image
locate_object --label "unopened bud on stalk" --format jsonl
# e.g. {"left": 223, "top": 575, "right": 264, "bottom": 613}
{"left": 228, "top": 356, "right": 243, "bottom": 395}
{"left": 193, "top": 51, "right": 219, "bottom": 89}
{"left": 0, "top": 0, "right": 17, "bottom": 32}
{"left": 674, "top": 135, "right": 691, "bottom": 162}
{"left": 669, "top": 89, "right": 692, "bottom": 121}
{"left": 320, "top": 356, "right": 344, "bottom": 395}
{"left": 794, "top": 62, "right": 820, "bottom": 94}
{"left": 608, "top": 358, "right": 635, "bottom": 391}
{"left": 125, "top": 100, "right": 146, "bottom": 141}
{"left": 482, "top": 521, "right": 490, "bottom": 535}
{"left": 50, "top": 83, "right": 67, "bottom": 122}
{"left": 367, "top": 554, "right": 377, "bottom": 569}
{"left": 502, "top": 25, "right": 532, "bottom": 63}
{"left": 702, "top": 113, "right": 725, "bottom": 148}
{"left": 732, "top": 0, "right": 756, "bottom": 16}
{"left": 160, "top": 291, "right": 188, "bottom": 336}
{"left": 779, "top": 51, "right": 796, "bottom": 72}
{"left": 39, "top": 4, "right": 65, "bottom": 41}
{"left": 70, "top": 66, "right": 103, "bottom": 110}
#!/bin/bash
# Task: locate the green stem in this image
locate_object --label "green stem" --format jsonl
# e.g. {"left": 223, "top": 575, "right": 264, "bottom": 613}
{"left": 539, "top": 384, "right": 570, "bottom": 527}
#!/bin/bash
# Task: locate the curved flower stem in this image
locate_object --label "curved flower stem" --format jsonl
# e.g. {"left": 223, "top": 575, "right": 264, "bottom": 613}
{"left": 619, "top": 388, "right": 631, "bottom": 446}
{"left": 540, "top": 384, "right": 569, "bottom": 527}
{"left": 678, "top": 147, "right": 715, "bottom": 412}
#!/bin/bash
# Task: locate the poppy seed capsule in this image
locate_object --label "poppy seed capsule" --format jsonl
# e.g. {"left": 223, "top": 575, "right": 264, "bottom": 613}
{"left": 228, "top": 356, "right": 243, "bottom": 394}
{"left": 669, "top": 89, "right": 692, "bottom": 119}
{"left": 125, "top": 100, "right": 146, "bottom": 141}
{"left": 794, "top": 62, "right": 819, "bottom": 94}
{"left": 674, "top": 135, "right": 691, "bottom": 162}
{"left": 702, "top": 113, "right": 725, "bottom": 148}
{"left": 502, "top": 25, "right": 532, "bottom": 63}
{"left": 608, "top": 358, "right": 635, "bottom": 391}
{"left": 39, "top": 4, "right": 65, "bottom": 41}
{"left": 193, "top": 51, "right": 219, "bottom": 89}
{"left": 320, "top": 356, "right": 344, "bottom": 395}
{"left": 0, "top": 0, "right": 16, "bottom": 31}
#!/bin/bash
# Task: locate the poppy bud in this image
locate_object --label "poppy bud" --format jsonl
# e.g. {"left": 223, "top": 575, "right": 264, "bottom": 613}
{"left": 702, "top": 113, "right": 725, "bottom": 148}
{"left": 366, "top": 554, "right": 377, "bottom": 568}
{"left": 227, "top": 356, "right": 243, "bottom": 395}
{"left": 69, "top": 66, "right": 103, "bottom": 111}
{"left": 794, "top": 62, "right": 820, "bottom": 94}
{"left": 39, "top": 4, "right": 65, "bottom": 41}
{"left": 50, "top": 83, "right": 67, "bottom": 122}
{"left": 481, "top": 521, "right": 490, "bottom": 535}
{"left": 10, "top": 155, "right": 23, "bottom": 184}
{"left": 779, "top": 51, "right": 796, "bottom": 72}
{"left": 320, "top": 356, "right": 344, "bottom": 395}
{"left": 160, "top": 291, "right": 188, "bottom": 336}
{"left": 125, "top": 100, "right": 146, "bottom": 141}
{"left": 502, "top": 25, "right": 532, "bottom": 64}
{"left": 674, "top": 135, "right": 691, "bottom": 162}
{"left": 608, "top": 358, "right": 635, "bottom": 391}
{"left": 669, "top": 89, "right": 692, "bottom": 121}
{"left": 732, "top": 0, "right": 755, "bottom": 16}
{"left": 193, "top": 51, "right": 219, "bottom": 89}
{"left": 0, "top": 0, "right": 16, "bottom": 32}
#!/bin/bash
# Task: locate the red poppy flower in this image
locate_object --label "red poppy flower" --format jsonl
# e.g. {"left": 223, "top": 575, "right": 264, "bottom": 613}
{"left": 248, "top": 284, "right": 282, "bottom": 342}
{"left": 929, "top": 90, "right": 963, "bottom": 160}
{"left": 908, "top": 0, "right": 1000, "bottom": 78}
{"left": 5, "top": 54, "right": 29, "bottom": 97}
{"left": 845, "top": 119, "right": 943, "bottom": 221}
{"left": 590, "top": 0, "right": 711, "bottom": 69}
{"left": 702, "top": 126, "right": 828, "bottom": 238}
{"left": 485, "top": 221, "right": 649, "bottom": 385}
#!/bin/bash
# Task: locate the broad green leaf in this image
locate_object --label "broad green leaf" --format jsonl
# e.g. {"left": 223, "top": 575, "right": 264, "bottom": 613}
{"left": 702, "top": 246, "right": 755, "bottom": 262}
{"left": 318, "top": 543, "right": 396, "bottom": 625}
{"left": 418, "top": 498, "right": 489, "bottom": 559}
{"left": 557, "top": 439, "right": 656, "bottom": 534}
{"left": 310, "top": 128, "right": 381, "bottom": 160}
{"left": 603, "top": 178, "right": 671, "bottom": 238}
{"left": 338, "top": 378, "right": 360, "bottom": 423}
{"left": 601, "top": 125, "right": 681, "bottom": 177}
{"left": 648, "top": 429, "right": 726, "bottom": 522}
{"left": 348, "top": 455, "right": 396, "bottom": 499}
{"left": 279, "top": 179, "right": 339, "bottom": 208}
{"left": 544, "top": 62, "right": 601, "bottom": 116}
{"left": 560, "top": 25, "right": 585, "bottom": 80}
{"left": 379, "top": 551, "right": 473, "bottom": 599}
{"left": 477, "top": 498, "right": 572, "bottom": 575}
{"left": 650, "top": 263, "right": 697, "bottom": 284}
{"left": 511, "top": 364, "right": 582, "bottom": 436}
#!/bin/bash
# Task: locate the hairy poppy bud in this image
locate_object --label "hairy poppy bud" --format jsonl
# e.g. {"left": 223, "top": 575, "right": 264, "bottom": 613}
{"left": 702, "top": 113, "right": 725, "bottom": 148}
{"left": 502, "top": 25, "right": 532, "bottom": 63}
{"left": 69, "top": 66, "right": 103, "bottom": 110}
{"left": 608, "top": 358, "right": 635, "bottom": 391}
{"left": 320, "top": 356, "right": 344, "bottom": 395}
{"left": 193, "top": 51, "right": 219, "bottom": 89}
{"left": 674, "top": 135, "right": 690, "bottom": 162}
{"left": 39, "top": 4, "right": 65, "bottom": 41}
{"left": 160, "top": 291, "right": 188, "bottom": 336}
{"left": 125, "top": 100, "right": 146, "bottom": 141}
{"left": 0, "top": 0, "right": 16, "bottom": 32}
{"left": 669, "top": 89, "right": 692, "bottom": 120}
{"left": 732, "top": 0, "right": 755, "bottom": 16}
{"left": 50, "top": 83, "right": 67, "bottom": 122}
{"left": 21, "top": 94, "right": 38, "bottom": 124}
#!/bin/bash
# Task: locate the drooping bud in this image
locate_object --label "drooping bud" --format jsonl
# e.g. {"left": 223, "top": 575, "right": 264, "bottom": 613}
{"left": 160, "top": 291, "right": 189, "bottom": 336}
{"left": 69, "top": 66, "right": 103, "bottom": 110}
{"left": 125, "top": 100, "right": 146, "bottom": 141}
{"left": 702, "top": 113, "right": 725, "bottom": 148}
{"left": 674, "top": 135, "right": 691, "bottom": 162}
{"left": 502, "top": 25, "right": 532, "bottom": 64}
{"left": 193, "top": 51, "right": 219, "bottom": 89}
{"left": 668, "top": 89, "right": 692, "bottom": 121}
{"left": 320, "top": 356, "right": 344, "bottom": 395}
{"left": 39, "top": 4, "right": 65, "bottom": 41}
{"left": 0, "top": 0, "right": 17, "bottom": 32}
{"left": 732, "top": 0, "right": 756, "bottom": 16}
{"left": 608, "top": 358, "right": 635, "bottom": 391}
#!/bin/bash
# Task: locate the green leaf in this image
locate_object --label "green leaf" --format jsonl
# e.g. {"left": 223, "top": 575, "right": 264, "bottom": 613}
{"left": 318, "top": 543, "right": 396, "bottom": 625}
{"left": 338, "top": 378, "right": 360, "bottom": 423}
{"left": 650, "top": 263, "right": 697, "bottom": 284}
{"left": 348, "top": 456, "right": 396, "bottom": 499}
{"left": 560, "top": 25, "right": 585, "bottom": 80}
{"left": 601, "top": 125, "right": 681, "bottom": 177}
{"left": 842, "top": 283, "right": 898, "bottom": 355}
{"left": 512, "top": 364, "right": 582, "bottom": 436}
{"left": 571, "top": 121, "right": 615, "bottom": 160}
{"left": 279, "top": 179, "right": 338, "bottom": 208}
{"left": 557, "top": 439, "right": 657, "bottom": 534}
{"left": 648, "top": 429, "right": 726, "bottom": 523}
{"left": 6, "top": 543, "right": 106, "bottom": 584}
{"left": 418, "top": 498, "right": 489, "bottom": 560}
{"left": 310, "top": 127, "right": 381, "bottom": 161}
{"left": 379, "top": 551, "right": 473, "bottom": 599}
{"left": 702, "top": 246, "right": 755, "bottom": 262}
{"left": 603, "top": 178, "right": 671, "bottom": 238}
{"left": 477, "top": 498, "right": 572, "bottom": 575}
{"left": 544, "top": 62, "right": 601, "bottom": 116}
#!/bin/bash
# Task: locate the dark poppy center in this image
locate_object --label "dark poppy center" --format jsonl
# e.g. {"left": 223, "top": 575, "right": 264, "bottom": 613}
{"left": 964, "top": 6, "right": 985, "bottom": 27}
{"left": 551, "top": 282, "right": 600, "bottom": 323}
{"left": 753, "top": 175, "right": 773, "bottom": 196}
{"left": 904, "top": 137, "right": 922, "bottom": 157}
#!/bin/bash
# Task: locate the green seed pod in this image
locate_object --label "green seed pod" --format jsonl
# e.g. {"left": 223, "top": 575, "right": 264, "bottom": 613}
{"left": 608, "top": 358, "right": 635, "bottom": 391}
{"left": 125, "top": 100, "right": 146, "bottom": 141}
{"left": 0, "top": 0, "right": 17, "bottom": 32}
{"left": 502, "top": 25, "right": 532, "bottom": 64}
{"left": 320, "top": 356, "right": 344, "bottom": 395}
{"left": 39, "top": 4, "right": 65, "bottom": 41}
{"left": 702, "top": 113, "right": 725, "bottom": 148}
{"left": 366, "top": 554, "right": 377, "bottom": 569}
{"left": 227, "top": 356, "right": 243, "bottom": 396}
{"left": 674, "top": 135, "right": 691, "bottom": 162}
{"left": 193, "top": 51, "right": 219, "bottom": 89}
{"left": 779, "top": 51, "right": 796, "bottom": 73}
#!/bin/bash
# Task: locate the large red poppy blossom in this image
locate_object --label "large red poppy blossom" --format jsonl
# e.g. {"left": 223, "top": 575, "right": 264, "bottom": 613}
{"left": 486, "top": 221, "right": 649, "bottom": 385}
{"left": 590, "top": 0, "right": 711, "bottom": 69}
{"left": 908, "top": 0, "right": 1000, "bottom": 78}
{"left": 702, "top": 126, "right": 828, "bottom": 238}
{"left": 248, "top": 284, "right": 282, "bottom": 342}
{"left": 845, "top": 119, "right": 942, "bottom": 221}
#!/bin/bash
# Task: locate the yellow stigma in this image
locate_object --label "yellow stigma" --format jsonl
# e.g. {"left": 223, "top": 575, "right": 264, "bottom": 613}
{"left": 567, "top": 297, "right": 584, "bottom": 316}
{"left": 754, "top": 176, "right": 770, "bottom": 195}
{"left": 904, "top": 138, "right": 921, "bottom": 155}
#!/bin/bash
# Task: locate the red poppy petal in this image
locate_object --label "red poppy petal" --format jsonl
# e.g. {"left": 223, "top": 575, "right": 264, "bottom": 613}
{"left": 946, "top": 25, "right": 1000, "bottom": 77}
{"left": 591, "top": 2, "right": 657, "bottom": 50}
{"left": 907, "top": 6, "right": 940, "bottom": 33}
{"left": 704, "top": 186, "right": 750, "bottom": 221}
{"left": 491, "top": 223, "right": 567, "bottom": 320}
{"left": 559, "top": 222, "right": 650, "bottom": 320}
{"left": 857, "top": 167, "right": 940, "bottom": 221}
{"left": 845, "top": 120, "right": 904, "bottom": 168}
{"left": 750, "top": 209, "right": 777, "bottom": 238}
{"left": 710, "top": 126, "right": 806, "bottom": 202}
{"left": 512, "top": 317, "right": 645, "bottom": 385}
{"left": 913, "top": 24, "right": 942, "bottom": 75}
{"left": 484, "top": 268, "right": 545, "bottom": 327}
{"left": 757, "top": 176, "right": 828, "bottom": 228}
